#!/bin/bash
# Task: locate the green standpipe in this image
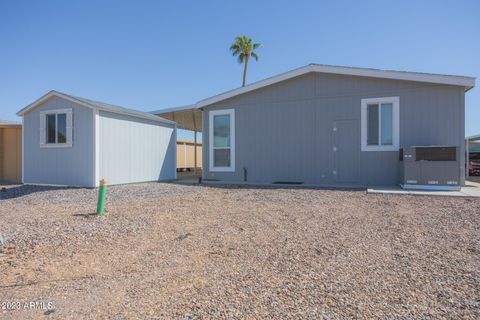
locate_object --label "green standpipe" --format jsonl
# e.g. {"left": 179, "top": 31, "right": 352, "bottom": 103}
{"left": 96, "top": 179, "right": 107, "bottom": 216}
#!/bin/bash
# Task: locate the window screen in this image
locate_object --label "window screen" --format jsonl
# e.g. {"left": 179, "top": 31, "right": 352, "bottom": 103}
{"left": 46, "top": 114, "right": 56, "bottom": 144}
{"left": 367, "top": 104, "right": 379, "bottom": 146}
{"left": 380, "top": 103, "right": 393, "bottom": 145}
{"left": 213, "top": 115, "right": 230, "bottom": 147}
{"left": 213, "top": 114, "right": 231, "bottom": 167}
{"left": 57, "top": 113, "right": 67, "bottom": 143}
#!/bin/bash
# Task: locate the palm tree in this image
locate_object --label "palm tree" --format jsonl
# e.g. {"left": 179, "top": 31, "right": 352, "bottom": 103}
{"left": 230, "top": 35, "right": 261, "bottom": 87}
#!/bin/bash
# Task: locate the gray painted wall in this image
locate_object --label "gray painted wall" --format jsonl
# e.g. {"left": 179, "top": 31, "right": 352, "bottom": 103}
{"left": 98, "top": 111, "right": 176, "bottom": 185}
{"left": 202, "top": 72, "right": 466, "bottom": 186}
{"left": 23, "top": 96, "right": 95, "bottom": 186}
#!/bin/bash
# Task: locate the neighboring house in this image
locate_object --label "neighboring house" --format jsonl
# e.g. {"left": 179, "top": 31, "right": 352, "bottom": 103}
{"left": 177, "top": 139, "right": 202, "bottom": 171}
{"left": 154, "top": 64, "right": 475, "bottom": 186}
{"left": 466, "top": 134, "right": 480, "bottom": 176}
{"left": 0, "top": 120, "right": 22, "bottom": 183}
{"left": 17, "top": 91, "right": 176, "bottom": 187}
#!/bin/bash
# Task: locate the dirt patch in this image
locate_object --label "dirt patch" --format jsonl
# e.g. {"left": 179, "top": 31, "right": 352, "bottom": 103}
{"left": 1, "top": 183, "right": 479, "bottom": 319}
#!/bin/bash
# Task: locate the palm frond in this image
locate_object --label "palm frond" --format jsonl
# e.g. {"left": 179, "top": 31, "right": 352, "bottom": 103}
{"left": 230, "top": 35, "right": 261, "bottom": 73}
{"left": 237, "top": 52, "right": 245, "bottom": 63}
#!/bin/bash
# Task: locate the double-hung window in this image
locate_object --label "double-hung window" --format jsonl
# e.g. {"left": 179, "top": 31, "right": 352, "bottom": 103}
{"left": 209, "top": 109, "right": 235, "bottom": 172}
{"left": 361, "top": 97, "right": 399, "bottom": 151}
{"left": 40, "top": 109, "right": 73, "bottom": 147}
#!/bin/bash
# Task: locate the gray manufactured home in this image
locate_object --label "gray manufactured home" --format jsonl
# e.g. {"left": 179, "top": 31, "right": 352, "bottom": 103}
{"left": 17, "top": 91, "right": 176, "bottom": 187}
{"left": 155, "top": 64, "right": 475, "bottom": 187}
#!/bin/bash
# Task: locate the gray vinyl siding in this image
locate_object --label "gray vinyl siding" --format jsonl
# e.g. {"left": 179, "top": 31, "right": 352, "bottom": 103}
{"left": 202, "top": 72, "right": 465, "bottom": 186}
{"left": 23, "top": 96, "right": 95, "bottom": 187}
{"left": 98, "top": 111, "right": 176, "bottom": 185}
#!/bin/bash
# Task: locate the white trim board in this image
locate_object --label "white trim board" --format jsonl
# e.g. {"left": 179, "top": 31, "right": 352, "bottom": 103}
{"left": 21, "top": 116, "right": 24, "bottom": 183}
{"left": 93, "top": 109, "right": 100, "bottom": 187}
{"left": 174, "top": 124, "right": 178, "bottom": 179}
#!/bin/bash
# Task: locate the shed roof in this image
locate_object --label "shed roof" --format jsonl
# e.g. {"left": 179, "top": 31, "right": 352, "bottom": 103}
{"left": 17, "top": 90, "right": 175, "bottom": 125}
{"left": 0, "top": 120, "right": 22, "bottom": 128}
{"left": 151, "top": 64, "right": 476, "bottom": 131}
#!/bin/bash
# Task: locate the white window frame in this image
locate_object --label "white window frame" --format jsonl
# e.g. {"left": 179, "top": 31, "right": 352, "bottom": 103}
{"left": 40, "top": 108, "right": 73, "bottom": 148}
{"left": 361, "top": 96, "right": 399, "bottom": 152}
{"left": 209, "top": 109, "right": 235, "bottom": 172}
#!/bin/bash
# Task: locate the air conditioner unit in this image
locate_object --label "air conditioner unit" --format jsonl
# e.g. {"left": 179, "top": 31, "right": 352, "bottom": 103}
{"left": 400, "top": 146, "right": 460, "bottom": 191}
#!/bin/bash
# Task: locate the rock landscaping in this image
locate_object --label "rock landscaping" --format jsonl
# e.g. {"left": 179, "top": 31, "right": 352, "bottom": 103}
{"left": 0, "top": 182, "right": 479, "bottom": 319}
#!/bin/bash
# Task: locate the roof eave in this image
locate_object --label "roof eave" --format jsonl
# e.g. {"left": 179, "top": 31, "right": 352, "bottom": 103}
{"left": 310, "top": 64, "right": 475, "bottom": 89}
{"left": 17, "top": 91, "right": 175, "bottom": 125}
{"left": 466, "top": 134, "right": 480, "bottom": 141}
{"left": 195, "top": 64, "right": 475, "bottom": 108}
{"left": 150, "top": 104, "right": 197, "bottom": 115}
{"left": 196, "top": 65, "right": 314, "bottom": 108}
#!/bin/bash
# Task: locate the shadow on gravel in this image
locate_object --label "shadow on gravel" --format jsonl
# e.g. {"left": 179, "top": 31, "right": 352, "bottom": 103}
{"left": 0, "top": 184, "right": 80, "bottom": 200}
{"left": 169, "top": 180, "right": 365, "bottom": 192}
{"left": 72, "top": 212, "right": 97, "bottom": 218}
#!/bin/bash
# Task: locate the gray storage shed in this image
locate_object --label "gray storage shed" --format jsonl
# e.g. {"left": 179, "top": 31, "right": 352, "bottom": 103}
{"left": 154, "top": 64, "right": 475, "bottom": 187}
{"left": 17, "top": 91, "right": 176, "bottom": 187}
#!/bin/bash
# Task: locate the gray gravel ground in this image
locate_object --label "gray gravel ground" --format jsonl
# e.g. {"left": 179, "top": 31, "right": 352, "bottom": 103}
{"left": 0, "top": 182, "right": 479, "bottom": 319}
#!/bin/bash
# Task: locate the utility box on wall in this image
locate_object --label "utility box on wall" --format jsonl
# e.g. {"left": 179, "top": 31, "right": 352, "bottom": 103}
{"left": 400, "top": 146, "right": 460, "bottom": 190}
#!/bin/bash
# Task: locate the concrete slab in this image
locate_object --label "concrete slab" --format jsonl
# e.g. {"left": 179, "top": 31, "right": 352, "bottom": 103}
{"left": 174, "top": 178, "right": 480, "bottom": 197}
{"left": 368, "top": 180, "right": 480, "bottom": 197}
{"left": 468, "top": 176, "right": 480, "bottom": 183}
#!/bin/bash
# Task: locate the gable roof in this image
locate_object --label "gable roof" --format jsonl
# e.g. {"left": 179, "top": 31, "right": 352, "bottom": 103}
{"left": 17, "top": 90, "right": 175, "bottom": 124}
{"left": 194, "top": 64, "right": 475, "bottom": 108}
{"left": 151, "top": 64, "right": 476, "bottom": 115}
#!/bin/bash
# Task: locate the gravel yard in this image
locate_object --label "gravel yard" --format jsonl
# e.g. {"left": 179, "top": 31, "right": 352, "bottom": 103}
{"left": 0, "top": 182, "right": 479, "bottom": 319}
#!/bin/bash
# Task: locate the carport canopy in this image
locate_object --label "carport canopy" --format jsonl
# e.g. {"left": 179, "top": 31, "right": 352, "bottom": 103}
{"left": 466, "top": 134, "right": 480, "bottom": 178}
{"left": 151, "top": 105, "right": 202, "bottom": 132}
{"left": 151, "top": 105, "right": 203, "bottom": 176}
{"left": 466, "top": 134, "right": 480, "bottom": 143}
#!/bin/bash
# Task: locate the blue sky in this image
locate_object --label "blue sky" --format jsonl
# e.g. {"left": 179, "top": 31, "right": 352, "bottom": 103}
{"left": 1, "top": 0, "right": 478, "bottom": 141}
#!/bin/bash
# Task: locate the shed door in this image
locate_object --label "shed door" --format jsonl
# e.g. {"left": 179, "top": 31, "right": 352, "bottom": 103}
{"left": 332, "top": 120, "right": 359, "bottom": 183}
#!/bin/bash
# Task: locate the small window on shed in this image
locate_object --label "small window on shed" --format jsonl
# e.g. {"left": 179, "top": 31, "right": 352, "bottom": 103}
{"left": 40, "top": 109, "right": 73, "bottom": 148}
